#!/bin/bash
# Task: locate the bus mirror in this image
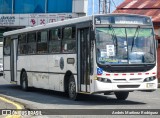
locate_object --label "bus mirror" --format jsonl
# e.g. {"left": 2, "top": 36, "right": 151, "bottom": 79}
{"left": 90, "top": 30, "right": 95, "bottom": 40}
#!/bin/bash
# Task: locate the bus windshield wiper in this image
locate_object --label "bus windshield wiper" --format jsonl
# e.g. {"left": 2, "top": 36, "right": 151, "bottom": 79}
{"left": 109, "top": 25, "right": 118, "bottom": 56}
{"left": 131, "top": 26, "right": 140, "bottom": 51}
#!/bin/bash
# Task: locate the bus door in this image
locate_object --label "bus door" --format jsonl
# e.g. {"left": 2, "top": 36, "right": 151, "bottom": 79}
{"left": 10, "top": 36, "right": 18, "bottom": 82}
{"left": 77, "top": 28, "right": 91, "bottom": 93}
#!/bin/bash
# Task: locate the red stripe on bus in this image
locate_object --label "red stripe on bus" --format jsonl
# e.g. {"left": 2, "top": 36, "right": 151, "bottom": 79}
{"left": 138, "top": 73, "right": 142, "bottom": 75}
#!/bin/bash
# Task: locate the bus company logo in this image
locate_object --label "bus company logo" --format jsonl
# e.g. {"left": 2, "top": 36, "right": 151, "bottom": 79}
{"left": 97, "top": 68, "right": 103, "bottom": 75}
{"left": 60, "top": 57, "right": 64, "bottom": 70}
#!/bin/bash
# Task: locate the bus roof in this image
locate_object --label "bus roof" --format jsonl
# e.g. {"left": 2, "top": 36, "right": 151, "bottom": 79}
{"left": 3, "top": 13, "right": 151, "bottom": 36}
{"left": 3, "top": 15, "right": 93, "bottom": 36}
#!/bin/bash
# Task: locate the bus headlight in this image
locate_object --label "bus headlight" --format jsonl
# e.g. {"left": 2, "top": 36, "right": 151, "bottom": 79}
{"left": 144, "top": 76, "right": 156, "bottom": 82}
{"left": 97, "top": 77, "right": 111, "bottom": 83}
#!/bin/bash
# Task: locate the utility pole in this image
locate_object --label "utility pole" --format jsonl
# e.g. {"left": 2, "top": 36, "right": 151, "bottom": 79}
{"left": 99, "top": 0, "right": 111, "bottom": 14}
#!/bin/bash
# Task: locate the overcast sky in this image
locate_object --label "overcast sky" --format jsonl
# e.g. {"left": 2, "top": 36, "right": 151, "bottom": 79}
{"left": 88, "top": 0, "right": 124, "bottom": 15}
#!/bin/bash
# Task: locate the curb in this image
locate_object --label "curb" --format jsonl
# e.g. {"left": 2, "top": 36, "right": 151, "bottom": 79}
{"left": 0, "top": 95, "right": 24, "bottom": 118}
{"left": 0, "top": 96, "right": 23, "bottom": 110}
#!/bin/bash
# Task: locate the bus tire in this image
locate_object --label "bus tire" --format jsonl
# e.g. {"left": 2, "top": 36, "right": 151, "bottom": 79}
{"left": 114, "top": 91, "right": 129, "bottom": 100}
{"left": 21, "top": 71, "right": 28, "bottom": 91}
{"left": 68, "top": 75, "right": 78, "bottom": 100}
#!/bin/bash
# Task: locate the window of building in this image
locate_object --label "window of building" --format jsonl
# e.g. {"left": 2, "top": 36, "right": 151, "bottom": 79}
{"left": 62, "top": 27, "right": 76, "bottom": 53}
{"left": 18, "top": 34, "right": 27, "bottom": 55}
{"left": 47, "top": 0, "right": 72, "bottom": 13}
{"left": 4, "top": 36, "right": 11, "bottom": 55}
{"left": 37, "top": 31, "right": 48, "bottom": 53}
{"left": 0, "top": 31, "right": 3, "bottom": 42}
{"left": 14, "top": 0, "right": 45, "bottom": 13}
{"left": 27, "top": 32, "right": 36, "bottom": 54}
{"left": 49, "top": 28, "right": 61, "bottom": 53}
{"left": 0, "top": 0, "right": 12, "bottom": 14}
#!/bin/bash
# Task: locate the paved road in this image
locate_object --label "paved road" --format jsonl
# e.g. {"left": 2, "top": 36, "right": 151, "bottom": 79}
{"left": 0, "top": 76, "right": 159, "bottom": 118}
{"left": 0, "top": 77, "right": 16, "bottom": 110}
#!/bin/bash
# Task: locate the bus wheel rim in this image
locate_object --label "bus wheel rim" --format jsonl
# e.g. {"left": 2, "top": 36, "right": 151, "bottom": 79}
{"left": 69, "top": 81, "right": 76, "bottom": 98}
{"left": 22, "top": 79, "right": 26, "bottom": 89}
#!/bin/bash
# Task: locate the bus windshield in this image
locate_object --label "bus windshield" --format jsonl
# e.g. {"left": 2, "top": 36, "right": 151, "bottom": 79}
{"left": 96, "top": 27, "right": 155, "bottom": 65}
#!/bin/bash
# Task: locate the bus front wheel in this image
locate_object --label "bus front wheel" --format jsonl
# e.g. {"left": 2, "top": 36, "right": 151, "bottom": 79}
{"left": 21, "top": 71, "right": 28, "bottom": 91}
{"left": 68, "top": 75, "right": 78, "bottom": 100}
{"left": 114, "top": 91, "right": 129, "bottom": 100}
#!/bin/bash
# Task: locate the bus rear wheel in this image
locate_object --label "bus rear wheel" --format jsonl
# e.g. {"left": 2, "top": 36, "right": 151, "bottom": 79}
{"left": 68, "top": 75, "right": 78, "bottom": 100}
{"left": 114, "top": 91, "right": 129, "bottom": 100}
{"left": 21, "top": 71, "right": 28, "bottom": 91}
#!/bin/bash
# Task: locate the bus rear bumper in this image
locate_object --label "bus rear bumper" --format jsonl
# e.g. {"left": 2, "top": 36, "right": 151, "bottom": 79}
{"left": 94, "top": 79, "right": 158, "bottom": 93}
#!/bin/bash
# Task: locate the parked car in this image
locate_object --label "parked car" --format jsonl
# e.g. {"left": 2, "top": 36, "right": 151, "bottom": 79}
{"left": 0, "top": 63, "right": 3, "bottom": 76}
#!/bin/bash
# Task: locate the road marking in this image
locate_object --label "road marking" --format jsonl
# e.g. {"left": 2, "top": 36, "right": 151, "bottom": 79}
{"left": 0, "top": 96, "right": 23, "bottom": 118}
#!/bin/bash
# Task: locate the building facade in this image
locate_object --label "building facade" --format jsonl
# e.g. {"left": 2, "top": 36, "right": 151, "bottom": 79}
{"left": 0, "top": 0, "right": 88, "bottom": 63}
{"left": 0, "top": 0, "right": 88, "bottom": 40}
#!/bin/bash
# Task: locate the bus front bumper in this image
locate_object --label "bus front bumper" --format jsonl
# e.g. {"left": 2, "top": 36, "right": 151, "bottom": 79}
{"left": 94, "top": 79, "right": 158, "bottom": 93}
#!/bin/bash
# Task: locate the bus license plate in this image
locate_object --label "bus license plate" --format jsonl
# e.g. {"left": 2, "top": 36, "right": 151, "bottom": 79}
{"left": 146, "top": 83, "right": 154, "bottom": 88}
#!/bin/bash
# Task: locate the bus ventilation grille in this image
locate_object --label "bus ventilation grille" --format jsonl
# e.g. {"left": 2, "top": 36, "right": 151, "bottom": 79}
{"left": 117, "top": 85, "right": 140, "bottom": 88}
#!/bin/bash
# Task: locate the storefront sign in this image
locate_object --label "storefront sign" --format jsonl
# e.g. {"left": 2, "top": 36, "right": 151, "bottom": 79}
{"left": 0, "top": 16, "right": 15, "bottom": 25}
{"left": 0, "top": 13, "right": 78, "bottom": 27}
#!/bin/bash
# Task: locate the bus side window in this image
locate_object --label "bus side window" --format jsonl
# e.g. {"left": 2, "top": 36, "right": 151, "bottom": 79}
{"left": 18, "top": 34, "right": 27, "bottom": 55}
{"left": 4, "top": 37, "right": 11, "bottom": 55}
{"left": 37, "top": 30, "right": 48, "bottom": 54}
{"left": 62, "top": 26, "right": 76, "bottom": 53}
{"left": 49, "top": 28, "right": 61, "bottom": 53}
{"left": 27, "top": 32, "right": 36, "bottom": 54}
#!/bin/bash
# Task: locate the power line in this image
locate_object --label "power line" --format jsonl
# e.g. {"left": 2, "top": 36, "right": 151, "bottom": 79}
{"left": 98, "top": 0, "right": 120, "bottom": 14}
{"left": 111, "top": 0, "right": 119, "bottom": 13}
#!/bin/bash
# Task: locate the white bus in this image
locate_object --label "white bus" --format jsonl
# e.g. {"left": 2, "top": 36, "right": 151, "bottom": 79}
{"left": 3, "top": 14, "right": 158, "bottom": 100}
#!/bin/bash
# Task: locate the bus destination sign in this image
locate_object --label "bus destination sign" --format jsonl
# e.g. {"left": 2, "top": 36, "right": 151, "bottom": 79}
{"left": 95, "top": 15, "right": 151, "bottom": 25}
